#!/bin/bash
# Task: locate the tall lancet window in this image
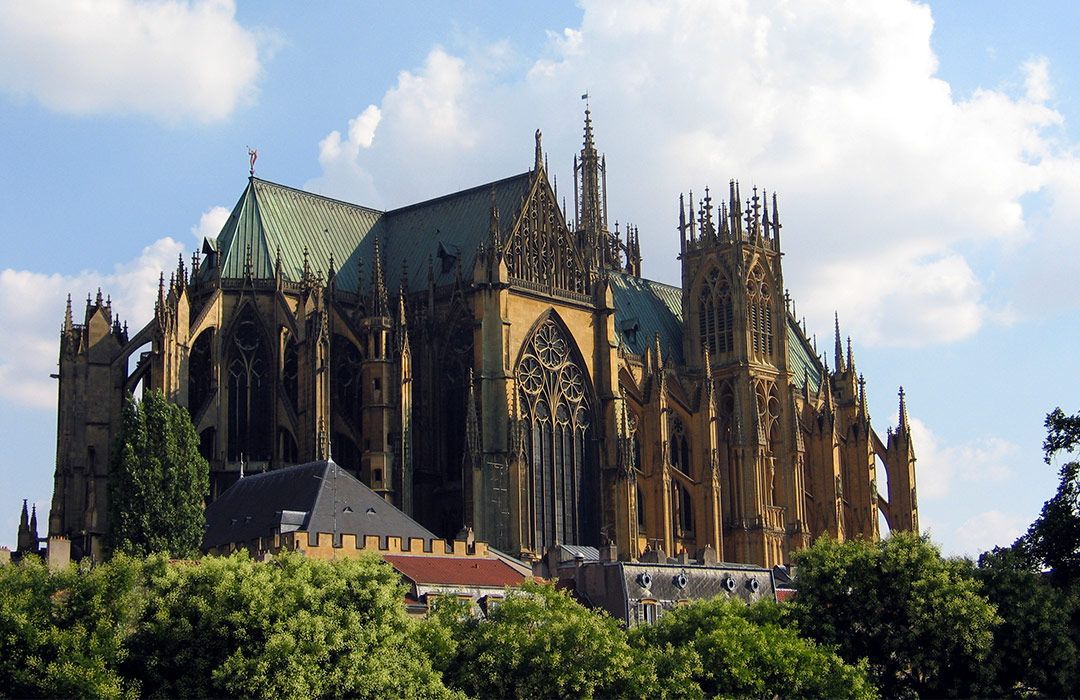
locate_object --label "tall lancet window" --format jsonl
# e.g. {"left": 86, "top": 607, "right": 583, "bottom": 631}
{"left": 748, "top": 265, "right": 774, "bottom": 358}
{"left": 227, "top": 309, "right": 271, "bottom": 462}
{"left": 517, "top": 316, "right": 595, "bottom": 551}
{"left": 699, "top": 267, "right": 733, "bottom": 356}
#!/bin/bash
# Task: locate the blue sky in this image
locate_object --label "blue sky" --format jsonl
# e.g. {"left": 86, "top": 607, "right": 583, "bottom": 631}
{"left": 1, "top": 0, "right": 1077, "bottom": 557}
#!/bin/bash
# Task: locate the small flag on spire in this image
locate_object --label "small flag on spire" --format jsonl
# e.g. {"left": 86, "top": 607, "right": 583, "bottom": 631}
{"left": 581, "top": 92, "right": 589, "bottom": 100}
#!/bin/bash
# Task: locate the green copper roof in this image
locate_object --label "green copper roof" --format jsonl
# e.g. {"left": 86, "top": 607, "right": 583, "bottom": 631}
{"left": 209, "top": 173, "right": 533, "bottom": 294}
{"left": 211, "top": 178, "right": 383, "bottom": 292}
{"left": 610, "top": 272, "right": 685, "bottom": 365}
{"left": 786, "top": 317, "right": 823, "bottom": 393}
{"left": 380, "top": 172, "right": 533, "bottom": 292}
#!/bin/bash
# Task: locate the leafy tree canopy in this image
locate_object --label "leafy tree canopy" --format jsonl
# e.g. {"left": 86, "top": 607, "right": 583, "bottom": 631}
{"left": 107, "top": 390, "right": 209, "bottom": 558}
{"left": 631, "top": 596, "right": 876, "bottom": 700}
{"left": 790, "top": 532, "right": 998, "bottom": 698}
{"left": 434, "top": 580, "right": 656, "bottom": 699}
{"left": 973, "top": 546, "right": 1079, "bottom": 697}
{"left": 1015, "top": 408, "right": 1080, "bottom": 588}
{"left": 0, "top": 553, "right": 457, "bottom": 699}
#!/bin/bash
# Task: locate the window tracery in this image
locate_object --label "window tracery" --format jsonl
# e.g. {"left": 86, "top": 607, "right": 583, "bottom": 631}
{"left": 698, "top": 267, "right": 733, "bottom": 356}
{"left": 227, "top": 311, "right": 271, "bottom": 461}
{"left": 332, "top": 335, "right": 363, "bottom": 423}
{"left": 517, "top": 317, "right": 594, "bottom": 550}
{"left": 506, "top": 186, "right": 589, "bottom": 296}
{"left": 748, "top": 265, "right": 774, "bottom": 358}
{"left": 188, "top": 329, "right": 214, "bottom": 419}
{"left": 669, "top": 415, "right": 691, "bottom": 477}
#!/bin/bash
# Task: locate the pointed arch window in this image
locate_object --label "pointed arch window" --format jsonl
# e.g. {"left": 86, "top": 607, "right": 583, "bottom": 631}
{"left": 282, "top": 333, "right": 298, "bottom": 414}
{"left": 517, "top": 317, "right": 595, "bottom": 550}
{"left": 699, "top": 267, "right": 733, "bottom": 356}
{"left": 227, "top": 311, "right": 271, "bottom": 462}
{"left": 332, "top": 335, "right": 363, "bottom": 422}
{"left": 673, "top": 480, "right": 694, "bottom": 536}
{"left": 188, "top": 329, "right": 214, "bottom": 419}
{"left": 669, "top": 415, "right": 692, "bottom": 477}
{"left": 748, "top": 265, "right": 774, "bottom": 358}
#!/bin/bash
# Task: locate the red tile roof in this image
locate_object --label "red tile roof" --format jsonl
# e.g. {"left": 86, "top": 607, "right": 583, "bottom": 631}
{"left": 384, "top": 554, "right": 527, "bottom": 588}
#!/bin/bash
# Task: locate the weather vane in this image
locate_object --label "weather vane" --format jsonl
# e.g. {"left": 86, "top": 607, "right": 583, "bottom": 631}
{"left": 581, "top": 91, "right": 590, "bottom": 109}
{"left": 247, "top": 147, "right": 258, "bottom": 177}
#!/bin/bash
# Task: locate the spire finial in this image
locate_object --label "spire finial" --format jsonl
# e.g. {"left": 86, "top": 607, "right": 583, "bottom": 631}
{"left": 834, "top": 312, "right": 844, "bottom": 372}
{"left": 247, "top": 147, "right": 257, "bottom": 177}
{"left": 898, "top": 386, "right": 909, "bottom": 431}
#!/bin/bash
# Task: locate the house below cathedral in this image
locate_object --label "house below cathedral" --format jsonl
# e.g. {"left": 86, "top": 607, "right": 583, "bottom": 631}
{"left": 48, "top": 110, "right": 918, "bottom": 566}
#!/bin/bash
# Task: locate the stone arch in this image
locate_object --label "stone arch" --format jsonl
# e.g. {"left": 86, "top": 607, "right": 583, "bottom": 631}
{"left": 514, "top": 309, "right": 599, "bottom": 550}
{"left": 224, "top": 303, "right": 273, "bottom": 462}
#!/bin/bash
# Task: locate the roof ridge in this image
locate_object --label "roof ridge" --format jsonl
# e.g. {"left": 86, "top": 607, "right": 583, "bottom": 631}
{"left": 612, "top": 270, "right": 683, "bottom": 295}
{"left": 252, "top": 177, "right": 386, "bottom": 216}
{"left": 385, "top": 171, "right": 532, "bottom": 216}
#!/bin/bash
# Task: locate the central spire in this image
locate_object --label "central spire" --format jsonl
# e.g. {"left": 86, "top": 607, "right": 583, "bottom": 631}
{"left": 574, "top": 105, "right": 613, "bottom": 270}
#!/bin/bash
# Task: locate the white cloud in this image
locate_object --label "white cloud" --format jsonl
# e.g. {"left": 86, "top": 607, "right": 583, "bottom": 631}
{"left": 305, "top": 0, "right": 1080, "bottom": 348}
{"left": 0, "top": 237, "right": 185, "bottom": 409}
{"left": 0, "top": 0, "right": 266, "bottom": 123}
{"left": 307, "top": 105, "right": 382, "bottom": 203}
{"left": 191, "top": 205, "right": 231, "bottom": 243}
{"left": 954, "top": 510, "right": 1026, "bottom": 556}
{"left": 907, "top": 417, "right": 1018, "bottom": 500}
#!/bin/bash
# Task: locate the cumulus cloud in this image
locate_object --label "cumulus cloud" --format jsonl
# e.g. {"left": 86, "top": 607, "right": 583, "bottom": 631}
{"left": 907, "top": 417, "right": 1018, "bottom": 500}
{"left": 0, "top": 237, "right": 185, "bottom": 409}
{"left": 0, "top": 0, "right": 266, "bottom": 123}
{"left": 954, "top": 510, "right": 1027, "bottom": 556}
{"left": 191, "top": 205, "right": 231, "bottom": 243}
{"left": 306, "top": 0, "right": 1080, "bottom": 347}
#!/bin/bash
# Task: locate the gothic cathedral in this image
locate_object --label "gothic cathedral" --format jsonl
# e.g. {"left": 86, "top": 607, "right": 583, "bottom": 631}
{"left": 49, "top": 111, "right": 918, "bottom": 564}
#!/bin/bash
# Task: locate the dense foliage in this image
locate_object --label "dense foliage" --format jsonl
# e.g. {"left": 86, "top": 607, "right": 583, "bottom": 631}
{"left": 631, "top": 596, "right": 875, "bottom": 699}
{"left": 0, "top": 553, "right": 455, "bottom": 699}
{"left": 107, "top": 391, "right": 209, "bottom": 557}
{"left": 432, "top": 581, "right": 654, "bottom": 699}
{"left": 1016, "top": 407, "right": 1080, "bottom": 588}
{"left": 789, "top": 532, "right": 998, "bottom": 698}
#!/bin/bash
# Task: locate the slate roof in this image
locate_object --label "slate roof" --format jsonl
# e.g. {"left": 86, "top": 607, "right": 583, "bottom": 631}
{"left": 610, "top": 272, "right": 685, "bottom": 364}
{"left": 384, "top": 554, "right": 527, "bottom": 588}
{"left": 202, "top": 459, "right": 438, "bottom": 551}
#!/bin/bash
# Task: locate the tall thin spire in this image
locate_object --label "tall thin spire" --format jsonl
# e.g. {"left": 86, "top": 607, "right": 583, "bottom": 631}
{"left": 898, "top": 386, "right": 909, "bottom": 432}
{"left": 370, "top": 237, "right": 388, "bottom": 317}
{"left": 834, "top": 312, "right": 844, "bottom": 373}
{"left": 575, "top": 105, "right": 608, "bottom": 269}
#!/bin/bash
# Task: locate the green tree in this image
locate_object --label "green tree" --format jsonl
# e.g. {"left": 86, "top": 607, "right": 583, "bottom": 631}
{"left": 1015, "top": 408, "right": 1080, "bottom": 588}
{"left": 0, "top": 555, "right": 144, "bottom": 699}
{"left": 124, "top": 551, "right": 455, "bottom": 699}
{"left": 631, "top": 596, "right": 875, "bottom": 700}
{"left": 972, "top": 546, "right": 1079, "bottom": 697}
{"left": 790, "top": 532, "right": 998, "bottom": 698}
{"left": 107, "top": 390, "right": 209, "bottom": 557}
{"left": 438, "top": 580, "right": 655, "bottom": 699}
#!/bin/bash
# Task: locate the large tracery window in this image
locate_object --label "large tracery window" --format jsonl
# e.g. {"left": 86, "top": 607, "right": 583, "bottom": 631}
{"left": 699, "top": 267, "right": 734, "bottom": 356}
{"left": 227, "top": 310, "right": 271, "bottom": 462}
{"left": 669, "top": 415, "right": 692, "bottom": 477}
{"left": 748, "top": 265, "right": 774, "bottom": 358}
{"left": 517, "top": 317, "right": 594, "bottom": 550}
{"left": 188, "top": 329, "right": 214, "bottom": 419}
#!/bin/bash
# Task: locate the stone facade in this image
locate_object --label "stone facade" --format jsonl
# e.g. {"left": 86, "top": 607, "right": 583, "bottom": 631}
{"left": 49, "top": 111, "right": 918, "bottom": 565}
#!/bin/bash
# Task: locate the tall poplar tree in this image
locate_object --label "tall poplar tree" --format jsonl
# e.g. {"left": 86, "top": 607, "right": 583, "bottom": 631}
{"left": 107, "top": 390, "right": 210, "bottom": 557}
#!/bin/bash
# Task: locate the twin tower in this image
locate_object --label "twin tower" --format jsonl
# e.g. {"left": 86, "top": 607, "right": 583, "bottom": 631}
{"left": 48, "top": 110, "right": 918, "bottom": 564}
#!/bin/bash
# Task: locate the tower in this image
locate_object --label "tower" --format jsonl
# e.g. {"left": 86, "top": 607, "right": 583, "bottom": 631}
{"left": 679, "top": 182, "right": 801, "bottom": 567}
